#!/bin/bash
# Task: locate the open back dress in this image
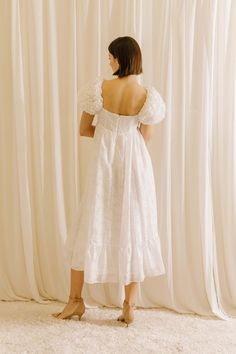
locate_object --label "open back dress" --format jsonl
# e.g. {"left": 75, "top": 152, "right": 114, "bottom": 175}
{"left": 65, "top": 76, "right": 166, "bottom": 286}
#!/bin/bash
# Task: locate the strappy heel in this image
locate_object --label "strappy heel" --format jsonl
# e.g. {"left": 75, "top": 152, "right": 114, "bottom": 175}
{"left": 117, "top": 299, "right": 136, "bottom": 327}
{"left": 52, "top": 296, "right": 85, "bottom": 320}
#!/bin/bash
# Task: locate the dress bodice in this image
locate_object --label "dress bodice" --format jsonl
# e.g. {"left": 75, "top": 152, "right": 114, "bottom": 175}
{"left": 77, "top": 76, "right": 166, "bottom": 128}
{"left": 96, "top": 108, "right": 139, "bottom": 134}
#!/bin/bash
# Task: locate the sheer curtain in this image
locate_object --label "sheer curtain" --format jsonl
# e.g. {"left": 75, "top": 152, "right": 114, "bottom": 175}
{"left": 0, "top": 0, "right": 235, "bottom": 319}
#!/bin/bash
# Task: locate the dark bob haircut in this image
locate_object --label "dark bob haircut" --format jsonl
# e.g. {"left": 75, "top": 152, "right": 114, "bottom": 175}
{"left": 108, "top": 36, "right": 143, "bottom": 77}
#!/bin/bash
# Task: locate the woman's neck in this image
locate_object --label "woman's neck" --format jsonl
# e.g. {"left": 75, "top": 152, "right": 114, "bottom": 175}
{"left": 117, "top": 75, "right": 138, "bottom": 83}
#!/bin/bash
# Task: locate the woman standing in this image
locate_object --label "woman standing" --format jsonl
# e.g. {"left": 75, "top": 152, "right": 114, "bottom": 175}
{"left": 52, "top": 36, "right": 166, "bottom": 326}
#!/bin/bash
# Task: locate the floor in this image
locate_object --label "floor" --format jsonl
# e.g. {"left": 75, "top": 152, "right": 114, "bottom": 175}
{"left": 0, "top": 300, "right": 235, "bottom": 354}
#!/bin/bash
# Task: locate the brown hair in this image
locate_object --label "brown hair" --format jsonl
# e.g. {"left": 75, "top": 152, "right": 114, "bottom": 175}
{"left": 108, "top": 36, "right": 143, "bottom": 77}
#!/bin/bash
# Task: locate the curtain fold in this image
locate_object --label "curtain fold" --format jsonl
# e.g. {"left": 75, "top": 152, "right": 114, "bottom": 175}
{"left": 0, "top": 0, "right": 235, "bottom": 319}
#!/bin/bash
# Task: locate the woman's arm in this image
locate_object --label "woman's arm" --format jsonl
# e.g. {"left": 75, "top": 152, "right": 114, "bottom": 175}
{"left": 79, "top": 111, "right": 96, "bottom": 138}
{"left": 138, "top": 123, "right": 155, "bottom": 143}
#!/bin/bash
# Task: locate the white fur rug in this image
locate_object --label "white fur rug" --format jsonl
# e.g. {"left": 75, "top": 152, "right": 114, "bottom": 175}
{"left": 0, "top": 301, "right": 235, "bottom": 354}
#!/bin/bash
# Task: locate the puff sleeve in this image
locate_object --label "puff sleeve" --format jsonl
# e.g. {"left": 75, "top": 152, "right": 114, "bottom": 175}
{"left": 77, "top": 76, "right": 103, "bottom": 115}
{"left": 138, "top": 86, "right": 166, "bottom": 125}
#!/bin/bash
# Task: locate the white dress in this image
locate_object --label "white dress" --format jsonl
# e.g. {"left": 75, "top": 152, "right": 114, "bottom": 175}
{"left": 65, "top": 76, "right": 166, "bottom": 285}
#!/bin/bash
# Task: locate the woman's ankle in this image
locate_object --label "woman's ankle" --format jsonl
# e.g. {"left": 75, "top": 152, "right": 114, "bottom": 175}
{"left": 124, "top": 299, "right": 135, "bottom": 305}
{"left": 69, "top": 294, "right": 82, "bottom": 300}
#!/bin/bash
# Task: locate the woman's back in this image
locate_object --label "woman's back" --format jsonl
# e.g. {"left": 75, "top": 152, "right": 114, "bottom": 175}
{"left": 102, "top": 78, "right": 147, "bottom": 116}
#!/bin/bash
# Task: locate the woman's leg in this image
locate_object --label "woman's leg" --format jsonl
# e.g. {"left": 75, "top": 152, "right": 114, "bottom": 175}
{"left": 53, "top": 269, "right": 85, "bottom": 319}
{"left": 124, "top": 281, "right": 138, "bottom": 303}
{"left": 70, "top": 269, "right": 84, "bottom": 298}
{"left": 117, "top": 281, "right": 138, "bottom": 322}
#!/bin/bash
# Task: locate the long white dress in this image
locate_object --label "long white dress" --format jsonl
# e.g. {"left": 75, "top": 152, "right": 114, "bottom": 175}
{"left": 65, "top": 76, "right": 166, "bottom": 285}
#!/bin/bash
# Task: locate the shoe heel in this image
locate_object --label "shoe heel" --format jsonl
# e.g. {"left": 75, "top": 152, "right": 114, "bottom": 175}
{"left": 117, "top": 300, "right": 135, "bottom": 326}
{"left": 123, "top": 300, "right": 135, "bottom": 327}
{"left": 76, "top": 301, "right": 85, "bottom": 321}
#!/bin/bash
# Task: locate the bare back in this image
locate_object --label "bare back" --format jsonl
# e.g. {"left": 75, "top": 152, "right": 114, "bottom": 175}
{"left": 102, "top": 79, "right": 147, "bottom": 116}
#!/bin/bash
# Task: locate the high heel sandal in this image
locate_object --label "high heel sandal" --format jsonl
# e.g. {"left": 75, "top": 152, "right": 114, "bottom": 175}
{"left": 117, "top": 299, "right": 136, "bottom": 327}
{"left": 52, "top": 296, "right": 85, "bottom": 320}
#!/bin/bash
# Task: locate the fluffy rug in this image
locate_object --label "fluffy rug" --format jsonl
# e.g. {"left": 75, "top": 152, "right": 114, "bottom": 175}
{"left": 0, "top": 301, "right": 235, "bottom": 354}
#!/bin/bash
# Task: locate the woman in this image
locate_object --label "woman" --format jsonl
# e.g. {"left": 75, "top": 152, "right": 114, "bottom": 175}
{"left": 52, "top": 36, "right": 166, "bottom": 326}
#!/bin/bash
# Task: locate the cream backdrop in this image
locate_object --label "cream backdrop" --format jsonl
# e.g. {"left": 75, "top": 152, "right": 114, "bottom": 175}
{"left": 0, "top": 0, "right": 235, "bottom": 320}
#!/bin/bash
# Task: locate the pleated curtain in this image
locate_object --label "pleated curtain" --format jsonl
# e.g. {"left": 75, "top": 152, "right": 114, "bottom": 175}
{"left": 0, "top": 0, "right": 235, "bottom": 320}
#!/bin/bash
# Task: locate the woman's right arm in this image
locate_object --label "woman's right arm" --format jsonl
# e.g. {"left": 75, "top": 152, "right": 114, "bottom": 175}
{"left": 79, "top": 111, "right": 96, "bottom": 138}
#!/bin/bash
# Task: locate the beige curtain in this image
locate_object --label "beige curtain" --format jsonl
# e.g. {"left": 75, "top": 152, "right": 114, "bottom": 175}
{"left": 0, "top": 0, "right": 235, "bottom": 320}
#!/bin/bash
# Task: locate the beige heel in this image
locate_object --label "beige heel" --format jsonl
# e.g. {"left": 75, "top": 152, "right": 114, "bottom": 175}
{"left": 117, "top": 299, "right": 135, "bottom": 326}
{"left": 52, "top": 296, "right": 85, "bottom": 320}
{"left": 70, "top": 296, "right": 85, "bottom": 321}
{"left": 117, "top": 300, "right": 126, "bottom": 322}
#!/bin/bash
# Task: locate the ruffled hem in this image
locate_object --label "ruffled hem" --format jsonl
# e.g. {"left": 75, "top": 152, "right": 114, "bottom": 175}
{"left": 72, "top": 269, "right": 166, "bottom": 285}
{"left": 67, "top": 237, "right": 166, "bottom": 285}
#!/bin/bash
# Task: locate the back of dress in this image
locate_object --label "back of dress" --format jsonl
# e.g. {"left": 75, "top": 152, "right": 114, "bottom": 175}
{"left": 65, "top": 76, "right": 167, "bottom": 286}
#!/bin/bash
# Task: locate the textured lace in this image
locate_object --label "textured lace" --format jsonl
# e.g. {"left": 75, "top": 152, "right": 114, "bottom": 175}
{"left": 77, "top": 76, "right": 103, "bottom": 115}
{"left": 137, "top": 86, "right": 166, "bottom": 124}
